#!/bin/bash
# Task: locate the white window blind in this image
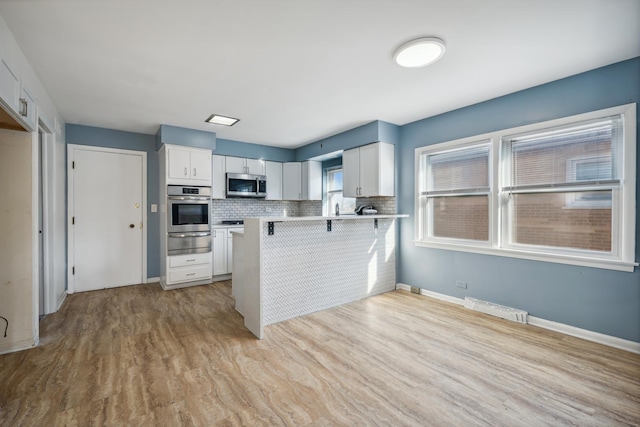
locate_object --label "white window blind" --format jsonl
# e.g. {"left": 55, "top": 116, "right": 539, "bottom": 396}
{"left": 504, "top": 117, "right": 623, "bottom": 191}
{"left": 419, "top": 143, "right": 491, "bottom": 242}
{"left": 422, "top": 144, "right": 490, "bottom": 196}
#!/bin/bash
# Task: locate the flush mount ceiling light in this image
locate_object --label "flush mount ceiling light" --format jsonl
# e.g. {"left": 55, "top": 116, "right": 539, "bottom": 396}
{"left": 393, "top": 37, "right": 446, "bottom": 68}
{"left": 205, "top": 114, "right": 240, "bottom": 126}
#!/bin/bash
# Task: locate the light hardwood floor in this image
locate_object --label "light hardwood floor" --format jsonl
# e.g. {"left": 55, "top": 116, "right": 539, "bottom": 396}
{"left": 1, "top": 281, "right": 639, "bottom": 426}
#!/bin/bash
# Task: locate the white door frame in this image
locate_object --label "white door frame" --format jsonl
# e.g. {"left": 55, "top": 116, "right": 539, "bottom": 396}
{"left": 67, "top": 144, "right": 147, "bottom": 294}
{"left": 36, "top": 122, "right": 53, "bottom": 314}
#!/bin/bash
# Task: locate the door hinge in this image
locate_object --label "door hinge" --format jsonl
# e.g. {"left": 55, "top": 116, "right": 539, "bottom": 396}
{"left": 72, "top": 161, "right": 75, "bottom": 169}
{"left": 72, "top": 216, "right": 75, "bottom": 225}
{"left": 72, "top": 266, "right": 75, "bottom": 275}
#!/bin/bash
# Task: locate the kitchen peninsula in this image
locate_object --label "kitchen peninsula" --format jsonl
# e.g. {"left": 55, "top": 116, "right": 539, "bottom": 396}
{"left": 232, "top": 215, "right": 407, "bottom": 338}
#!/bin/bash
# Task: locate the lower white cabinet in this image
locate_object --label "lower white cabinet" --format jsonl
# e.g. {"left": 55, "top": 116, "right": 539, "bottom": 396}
{"left": 212, "top": 228, "right": 228, "bottom": 276}
{"left": 166, "top": 252, "right": 212, "bottom": 285}
{"left": 213, "top": 226, "right": 244, "bottom": 276}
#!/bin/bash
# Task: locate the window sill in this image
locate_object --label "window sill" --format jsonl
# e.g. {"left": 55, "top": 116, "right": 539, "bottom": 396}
{"left": 413, "top": 240, "right": 637, "bottom": 272}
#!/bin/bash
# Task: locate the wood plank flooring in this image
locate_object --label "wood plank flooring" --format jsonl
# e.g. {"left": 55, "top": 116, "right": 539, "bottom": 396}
{"left": 1, "top": 281, "right": 639, "bottom": 426}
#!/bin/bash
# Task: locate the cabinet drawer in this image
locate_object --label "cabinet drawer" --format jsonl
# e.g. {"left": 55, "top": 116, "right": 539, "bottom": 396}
{"left": 168, "top": 265, "right": 212, "bottom": 283}
{"left": 169, "top": 252, "right": 211, "bottom": 268}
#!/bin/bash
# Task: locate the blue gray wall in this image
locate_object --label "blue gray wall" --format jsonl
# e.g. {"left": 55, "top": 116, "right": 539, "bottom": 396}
{"left": 397, "top": 57, "right": 640, "bottom": 342}
{"left": 65, "top": 57, "right": 639, "bottom": 342}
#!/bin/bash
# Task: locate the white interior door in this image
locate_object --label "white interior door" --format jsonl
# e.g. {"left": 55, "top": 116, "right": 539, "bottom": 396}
{"left": 69, "top": 145, "right": 146, "bottom": 292}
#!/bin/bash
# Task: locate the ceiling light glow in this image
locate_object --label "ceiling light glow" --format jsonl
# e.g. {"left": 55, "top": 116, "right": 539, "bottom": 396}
{"left": 393, "top": 37, "right": 446, "bottom": 68}
{"left": 205, "top": 114, "right": 240, "bottom": 126}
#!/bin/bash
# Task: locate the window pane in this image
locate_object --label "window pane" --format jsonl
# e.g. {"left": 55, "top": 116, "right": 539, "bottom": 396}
{"left": 509, "top": 118, "right": 622, "bottom": 187}
{"left": 427, "top": 145, "right": 489, "bottom": 192}
{"left": 512, "top": 192, "right": 612, "bottom": 252}
{"left": 328, "top": 192, "right": 355, "bottom": 215}
{"left": 431, "top": 196, "right": 489, "bottom": 241}
{"left": 327, "top": 169, "right": 343, "bottom": 192}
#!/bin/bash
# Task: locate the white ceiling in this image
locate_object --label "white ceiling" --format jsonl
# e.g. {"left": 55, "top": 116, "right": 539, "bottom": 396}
{"left": 1, "top": 0, "right": 638, "bottom": 148}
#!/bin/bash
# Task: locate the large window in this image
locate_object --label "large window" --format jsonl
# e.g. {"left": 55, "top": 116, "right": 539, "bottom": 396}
{"left": 415, "top": 103, "right": 637, "bottom": 272}
{"left": 325, "top": 168, "right": 355, "bottom": 215}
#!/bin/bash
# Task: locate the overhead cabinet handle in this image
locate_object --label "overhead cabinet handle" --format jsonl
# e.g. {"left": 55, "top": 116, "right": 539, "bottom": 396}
{"left": 19, "top": 98, "right": 28, "bottom": 117}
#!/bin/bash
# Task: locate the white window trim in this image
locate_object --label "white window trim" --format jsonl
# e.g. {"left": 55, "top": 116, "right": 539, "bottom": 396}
{"left": 414, "top": 103, "right": 637, "bottom": 272}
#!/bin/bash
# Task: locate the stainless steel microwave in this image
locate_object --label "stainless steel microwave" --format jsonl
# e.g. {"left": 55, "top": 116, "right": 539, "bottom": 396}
{"left": 226, "top": 173, "right": 267, "bottom": 198}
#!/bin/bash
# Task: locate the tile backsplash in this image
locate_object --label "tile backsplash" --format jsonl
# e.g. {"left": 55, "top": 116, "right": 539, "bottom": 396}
{"left": 212, "top": 197, "right": 394, "bottom": 223}
{"left": 212, "top": 199, "right": 322, "bottom": 222}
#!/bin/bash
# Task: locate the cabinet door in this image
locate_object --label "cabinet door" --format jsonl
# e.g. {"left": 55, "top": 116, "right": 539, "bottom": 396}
{"left": 246, "top": 158, "right": 266, "bottom": 175}
{"left": 0, "top": 57, "right": 20, "bottom": 114}
{"left": 342, "top": 147, "right": 360, "bottom": 198}
{"left": 227, "top": 227, "right": 243, "bottom": 273}
{"left": 302, "top": 161, "right": 322, "bottom": 200}
{"left": 265, "top": 161, "right": 282, "bottom": 200}
{"left": 190, "top": 150, "right": 212, "bottom": 183}
{"left": 225, "top": 156, "right": 246, "bottom": 174}
{"left": 212, "top": 228, "right": 228, "bottom": 275}
{"left": 211, "top": 155, "right": 226, "bottom": 199}
{"left": 167, "top": 147, "right": 191, "bottom": 180}
{"left": 358, "top": 143, "right": 380, "bottom": 197}
{"left": 282, "top": 162, "right": 302, "bottom": 200}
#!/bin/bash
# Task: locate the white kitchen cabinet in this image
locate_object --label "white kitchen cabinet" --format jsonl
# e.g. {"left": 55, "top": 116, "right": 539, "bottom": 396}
{"left": 225, "top": 156, "right": 265, "bottom": 175}
{"left": 165, "top": 252, "right": 212, "bottom": 286}
{"left": 0, "top": 57, "right": 19, "bottom": 114}
{"left": 302, "top": 161, "right": 322, "bottom": 200}
{"left": 282, "top": 161, "right": 321, "bottom": 200}
{"left": 212, "top": 228, "right": 228, "bottom": 276}
{"left": 227, "top": 227, "right": 243, "bottom": 273}
{"left": 282, "top": 162, "right": 302, "bottom": 200}
{"left": 211, "top": 154, "right": 226, "bottom": 199}
{"left": 0, "top": 55, "right": 37, "bottom": 132}
{"left": 164, "top": 144, "right": 212, "bottom": 186}
{"left": 343, "top": 142, "right": 394, "bottom": 198}
{"left": 212, "top": 226, "right": 244, "bottom": 276}
{"left": 265, "top": 161, "right": 282, "bottom": 200}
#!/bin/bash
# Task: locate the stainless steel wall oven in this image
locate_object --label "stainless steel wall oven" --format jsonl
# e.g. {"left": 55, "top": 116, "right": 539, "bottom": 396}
{"left": 167, "top": 185, "right": 211, "bottom": 255}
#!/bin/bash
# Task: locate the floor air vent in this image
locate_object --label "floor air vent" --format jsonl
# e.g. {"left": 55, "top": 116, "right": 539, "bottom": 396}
{"left": 464, "top": 297, "right": 528, "bottom": 324}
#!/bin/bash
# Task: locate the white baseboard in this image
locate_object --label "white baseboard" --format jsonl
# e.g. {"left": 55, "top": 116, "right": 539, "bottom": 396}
{"left": 146, "top": 277, "right": 160, "bottom": 284}
{"left": 55, "top": 291, "right": 67, "bottom": 312}
{"left": 0, "top": 337, "right": 37, "bottom": 356}
{"left": 395, "top": 283, "right": 640, "bottom": 355}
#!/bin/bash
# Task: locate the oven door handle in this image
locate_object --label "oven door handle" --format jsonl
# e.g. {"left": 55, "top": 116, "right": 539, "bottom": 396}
{"left": 168, "top": 232, "right": 212, "bottom": 238}
{"left": 168, "top": 196, "right": 210, "bottom": 201}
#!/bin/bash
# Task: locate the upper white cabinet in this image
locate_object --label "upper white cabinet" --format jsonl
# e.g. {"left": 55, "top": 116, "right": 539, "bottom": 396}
{"left": 225, "top": 156, "right": 265, "bottom": 175}
{"left": 282, "top": 162, "right": 302, "bottom": 200}
{"left": 211, "top": 154, "right": 226, "bottom": 199}
{"left": 343, "top": 142, "right": 394, "bottom": 198}
{"left": 302, "top": 161, "right": 322, "bottom": 200}
{"left": 0, "top": 55, "right": 37, "bottom": 132}
{"left": 282, "top": 161, "right": 321, "bottom": 200}
{"left": 0, "top": 57, "right": 19, "bottom": 114}
{"left": 265, "top": 161, "right": 283, "bottom": 200}
{"left": 164, "top": 144, "right": 212, "bottom": 186}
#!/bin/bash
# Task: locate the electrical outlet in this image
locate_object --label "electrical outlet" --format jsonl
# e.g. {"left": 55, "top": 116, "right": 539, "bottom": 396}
{"left": 410, "top": 286, "right": 421, "bottom": 294}
{"left": 456, "top": 280, "right": 468, "bottom": 289}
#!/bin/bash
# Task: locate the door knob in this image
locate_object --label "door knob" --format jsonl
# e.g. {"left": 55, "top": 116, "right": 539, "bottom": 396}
{"left": 129, "top": 224, "right": 135, "bottom": 228}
